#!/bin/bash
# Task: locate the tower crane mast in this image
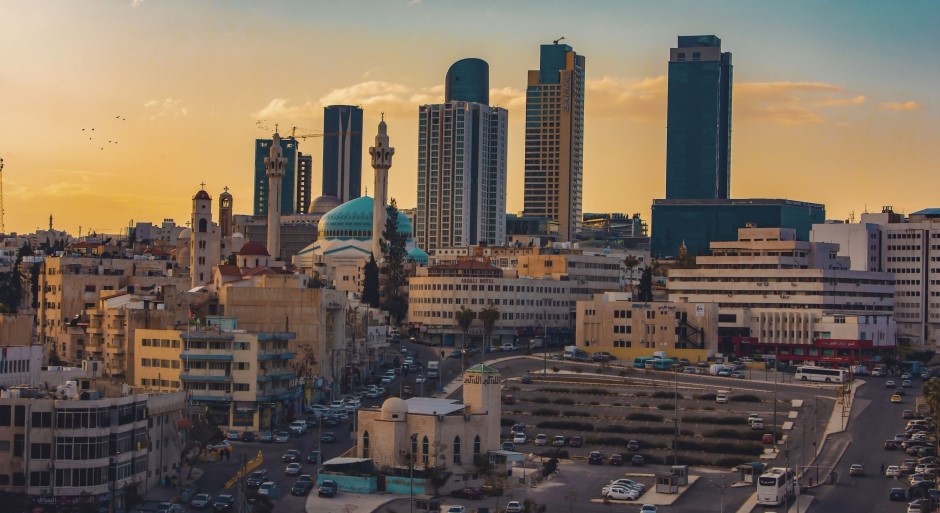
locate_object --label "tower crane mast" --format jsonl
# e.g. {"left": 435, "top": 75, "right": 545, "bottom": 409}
{"left": 0, "top": 157, "right": 5, "bottom": 233}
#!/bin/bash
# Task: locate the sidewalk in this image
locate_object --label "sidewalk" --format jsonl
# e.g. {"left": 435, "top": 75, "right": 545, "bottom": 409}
{"left": 141, "top": 466, "right": 204, "bottom": 503}
{"left": 306, "top": 492, "right": 402, "bottom": 513}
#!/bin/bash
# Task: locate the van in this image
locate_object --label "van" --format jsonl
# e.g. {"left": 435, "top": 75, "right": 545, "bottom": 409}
{"left": 426, "top": 361, "right": 440, "bottom": 379}
{"left": 529, "top": 338, "right": 544, "bottom": 349}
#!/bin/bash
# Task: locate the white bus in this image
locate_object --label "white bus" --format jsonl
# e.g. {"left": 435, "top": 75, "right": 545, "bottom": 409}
{"left": 757, "top": 467, "right": 795, "bottom": 506}
{"left": 795, "top": 366, "right": 847, "bottom": 383}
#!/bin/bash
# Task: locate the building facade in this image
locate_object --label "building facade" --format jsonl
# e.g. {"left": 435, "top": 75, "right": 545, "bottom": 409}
{"left": 812, "top": 206, "right": 940, "bottom": 346}
{"left": 297, "top": 152, "right": 313, "bottom": 215}
{"left": 575, "top": 293, "right": 719, "bottom": 363}
{"left": 523, "top": 42, "right": 585, "bottom": 242}
{"left": 667, "top": 227, "right": 896, "bottom": 365}
{"left": 665, "top": 35, "right": 733, "bottom": 200}
{"left": 416, "top": 100, "right": 508, "bottom": 251}
{"left": 322, "top": 105, "right": 363, "bottom": 203}
{"left": 253, "top": 137, "right": 298, "bottom": 216}
{"left": 445, "top": 58, "right": 489, "bottom": 104}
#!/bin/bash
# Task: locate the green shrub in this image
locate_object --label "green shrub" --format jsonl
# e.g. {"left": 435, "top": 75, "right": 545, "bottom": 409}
{"left": 535, "top": 420, "right": 595, "bottom": 432}
{"left": 652, "top": 391, "right": 684, "bottom": 399}
{"left": 714, "top": 456, "right": 753, "bottom": 468}
{"left": 538, "top": 450, "right": 569, "bottom": 459}
{"left": 635, "top": 391, "right": 649, "bottom": 397}
{"left": 612, "top": 402, "right": 623, "bottom": 407}
{"left": 639, "top": 403, "right": 650, "bottom": 408}
{"left": 599, "top": 425, "right": 629, "bottom": 434}
{"left": 683, "top": 415, "right": 743, "bottom": 426}
{"left": 657, "top": 403, "right": 676, "bottom": 410}
{"left": 626, "top": 413, "right": 664, "bottom": 422}
{"left": 532, "top": 408, "right": 560, "bottom": 417}
{"left": 705, "top": 429, "right": 764, "bottom": 441}
{"left": 553, "top": 397, "right": 575, "bottom": 405}
{"left": 619, "top": 370, "right": 627, "bottom": 377}
{"left": 589, "top": 401, "right": 600, "bottom": 406}
{"left": 730, "top": 394, "right": 761, "bottom": 403}
{"left": 530, "top": 396, "right": 550, "bottom": 404}
{"left": 563, "top": 410, "right": 591, "bottom": 417}
{"left": 697, "top": 393, "right": 717, "bottom": 401}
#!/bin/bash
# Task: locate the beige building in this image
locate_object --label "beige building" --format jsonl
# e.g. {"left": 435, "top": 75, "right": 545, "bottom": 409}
{"left": 37, "top": 256, "right": 189, "bottom": 363}
{"left": 575, "top": 293, "right": 719, "bottom": 362}
{"left": 357, "top": 364, "right": 501, "bottom": 485}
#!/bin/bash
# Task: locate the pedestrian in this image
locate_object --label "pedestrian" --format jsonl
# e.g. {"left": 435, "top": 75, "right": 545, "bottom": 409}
{"left": 881, "top": 463, "right": 886, "bottom": 474}
{"left": 172, "top": 475, "right": 178, "bottom": 488}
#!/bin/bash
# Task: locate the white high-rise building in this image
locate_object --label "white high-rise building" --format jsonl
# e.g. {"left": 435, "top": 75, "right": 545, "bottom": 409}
{"left": 812, "top": 206, "right": 940, "bottom": 346}
{"left": 416, "top": 101, "right": 507, "bottom": 252}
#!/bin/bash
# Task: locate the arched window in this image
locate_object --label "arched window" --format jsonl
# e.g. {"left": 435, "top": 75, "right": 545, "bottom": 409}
{"left": 422, "top": 436, "right": 429, "bottom": 466}
{"left": 411, "top": 434, "right": 418, "bottom": 459}
{"left": 198, "top": 219, "right": 208, "bottom": 233}
{"left": 453, "top": 436, "right": 461, "bottom": 465}
{"left": 362, "top": 431, "right": 370, "bottom": 459}
{"left": 473, "top": 435, "right": 481, "bottom": 455}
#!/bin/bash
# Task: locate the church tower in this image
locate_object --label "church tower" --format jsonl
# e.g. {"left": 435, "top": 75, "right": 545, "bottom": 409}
{"left": 190, "top": 186, "right": 213, "bottom": 288}
{"left": 462, "top": 363, "right": 502, "bottom": 452}
{"left": 265, "top": 133, "right": 287, "bottom": 259}
{"left": 368, "top": 116, "right": 394, "bottom": 261}
{"left": 219, "top": 187, "right": 233, "bottom": 237}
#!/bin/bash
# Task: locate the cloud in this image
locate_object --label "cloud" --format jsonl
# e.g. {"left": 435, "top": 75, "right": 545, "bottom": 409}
{"left": 251, "top": 98, "right": 319, "bottom": 119}
{"left": 11, "top": 168, "right": 115, "bottom": 200}
{"left": 143, "top": 97, "right": 188, "bottom": 120}
{"left": 408, "top": 0, "right": 422, "bottom": 5}
{"left": 880, "top": 101, "right": 922, "bottom": 112}
{"left": 735, "top": 81, "right": 864, "bottom": 125}
{"left": 131, "top": 0, "right": 143, "bottom": 6}
{"left": 252, "top": 81, "right": 446, "bottom": 120}
{"left": 585, "top": 75, "right": 667, "bottom": 120}
{"left": 489, "top": 87, "right": 525, "bottom": 110}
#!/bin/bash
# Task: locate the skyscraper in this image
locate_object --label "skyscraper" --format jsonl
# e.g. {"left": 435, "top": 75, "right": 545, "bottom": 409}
{"left": 445, "top": 58, "right": 489, "bottom": 104}
{"left": 253, "top": 137, "right": 297, "bottom": 216}
{"left": 296, "top": 152, "right": 312, "bottom": 214}
{"left": 322, "top": 105, "right": 363, "bottom": 203}
{"left": 523, "top": 42, "right": 585, "bottom": 242}
{"left": 665, "top": 35, "right": 733, "bottom": 200}
{"left": 417, "top": 59, "right": 507, "bottom": 251}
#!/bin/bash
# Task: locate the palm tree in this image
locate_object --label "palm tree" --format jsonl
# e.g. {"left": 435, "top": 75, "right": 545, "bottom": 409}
{"left": 456, "top": 306, "right": 476, "bottom": 370}
{"left": 479, "top": 304, "right": 500, "bottom": 362}
{"left": 923, "top": 377, "right": 940, "bottom": 423}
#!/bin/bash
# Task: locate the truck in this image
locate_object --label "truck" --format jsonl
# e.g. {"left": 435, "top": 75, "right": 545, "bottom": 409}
{"left": 563, "top": 346, "right": 589, "bottom": 362}
{"left": 426, "top": 361, "right": 440, "bottom": 379}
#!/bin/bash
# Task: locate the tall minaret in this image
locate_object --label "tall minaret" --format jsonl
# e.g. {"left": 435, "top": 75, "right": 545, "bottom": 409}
{"left": 264, "top": 133, "right": 287, "bottom": 259}
{"left": 369, "top": 115, "right": 395, "bottom": 260}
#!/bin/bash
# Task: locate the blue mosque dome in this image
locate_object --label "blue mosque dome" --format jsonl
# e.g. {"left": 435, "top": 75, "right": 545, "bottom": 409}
{"left": 318, "top": 196, "right": 412, "bottom": 240}
{"left": 406, "top": 246, "right": 429, "bottom": 265}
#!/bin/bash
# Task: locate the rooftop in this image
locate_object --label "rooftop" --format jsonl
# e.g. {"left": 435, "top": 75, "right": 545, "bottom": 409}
{"left": 404, "top": 397, "right": 466, "bottom": 416}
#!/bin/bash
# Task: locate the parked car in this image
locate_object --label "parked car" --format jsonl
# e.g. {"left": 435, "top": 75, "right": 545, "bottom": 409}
{"left": 904, "top": 410, "right": 916, "bottom": 419}
{"left": 307, "top": 450, "right": 321, "bottom": 464}
{"left": 502, "top": 394, "right": 516, "bottom": 405}
{"left": 258, "top": 432, "right": 273, "bottom": 443}
{"left": 552, "top": 435, "right": 567, "bottom": 447}
{"left": 207, "top": 440, "right": 231, "bottom": 451}
{"left": 592, "top": 352, "right": 613, "bottom": 362}
{"left": 715, "top": 394, "right": 728, "bottom": 404}
{"left": 321, "top": 432, "right": 338, "bottom": 443}
{"left": 501, "top": 441, "right": 515, "bottom": 451}
{"left": 226, "top": 431, "right": 240, "bottom": 441}
{"left": 605, "top": 486, "right": 639, "bottom": 500}
{"left": 849, "top": 464, "right": 865, "bottom": 476}
{"left": 240, "top": 431, "right": 256, "bottom": 442}
{"left": 275, "top": 431, "right": 291, "bottom": 443}
{"left": 285, "top": 462, "right": 303, "bottom": 476}
{"left": 289, "top": 420, "right": 308, "bottom": 435}
{"left": 890, "top": 487, "right": 908, "bottom": 501}
{"left": 640, "top": 505, "right": 657, "bottom": 513}
{"left": 246, "top": 470, "right": 269, "bottom": 488}
{"left": 257, "top": 482, "right": 279, "bottom": 497}
{"left": 319, "top": 480, "right": 338, "bottom": 498}
{"left": 892, "top": 394, "right": 904, "bottom": 403}
{"left": 533, "top": 434, "right": 547, "bottom": 446}
{"left": 291, "top": 480, "right": 312, "bottom": 496}
{"left": 511, "top": 423, "right": 526, "bottom": 435}
{"left": 568, "top": 436, "right": 583, "bottom": 448}
{"left": 887, "top": 465, "right": 902, "bottom": 477}
{"left": 446, "top": 506, "right": 466, "bottom": 513}
{"left": 631, "top": 455, "right": 645, "bottom": 467}
{"left": 521, "top": 374, "right": 533, "bottom": 384}
{"left": 179, "top": 484, "right": 199, "bottom": 503}
{"left": 885, "top": 440, "right": 900, "bottom": 450}
{"left": 609, "top": 454, "right": 624, "bottom": 466}
{"left": 451, "top": 487, "right": 485, "bottom": 500}
{"left": 763, "top": 434, "right": 775, "bottom": 444}
{"left": 588, "top": 451, "right": 604, "bottom": 465}
{"left": 513, "top": 433, "right": 527, "bottom": 445}
{"left": 505, "top": 501, "right": 523, "bottom": 513}
{"left": 190, "top": 494, "right": 212, "bottom": 509}
{"left": 627, "top": 440, "right": 640, "bottom": 451}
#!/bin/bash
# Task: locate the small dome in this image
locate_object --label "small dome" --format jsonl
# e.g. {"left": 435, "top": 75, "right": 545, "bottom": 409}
{"left": 309, "top": 195, "right": 342, "bottom": 216}
{"left": 194, "top": 190, "right": 211, "bottom": 200}
{"left": 178, "top": 228, "right": 192, "bottom": 240}
{"left": 380, "top": 397, "right": 408, "bottom": 420}
{"left": 406, "top": 247, "right": 429, "bottom": 265}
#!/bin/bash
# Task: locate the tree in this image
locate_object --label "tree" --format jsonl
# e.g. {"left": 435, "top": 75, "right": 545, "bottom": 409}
{"left": 479, "top": 304, "right": 500, "bottom": 357}
{"left": 456, "top": 306, "right": 475, "bottom": 351}
{"left": 289, "top": 342, "right": 319, "bottom": 404}
{"left": 380, "top": 199, "right": 409, "bottom": 322}
{"left": 637, "top": 266, "right": 653, "bottom": 301}
{"left": 0, "top": 244, "right": 27, "bottom": 312}
{"left": 362, "top": 255, "right": 381, "bottom": 308}
{"left": 181, "top": 419, "right": 224, "bottom": 478}
{"left": 924, "top": 377, "right": 940, "bottom": 423}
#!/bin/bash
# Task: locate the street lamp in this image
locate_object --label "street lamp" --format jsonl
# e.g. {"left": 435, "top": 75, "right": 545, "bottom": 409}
{"left": 409, "top": 433, "right": 418, "bottom": 513}
{"left": 708, "top": 474, "right": 730, "bottom": 513}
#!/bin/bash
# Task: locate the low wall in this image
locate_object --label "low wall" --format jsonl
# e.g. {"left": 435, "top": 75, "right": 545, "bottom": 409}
{"left": 385, "top": 476, "right": 433, "bottom": 495}
{"left": 317, "top": 473, "right": 378, "bottom": 494}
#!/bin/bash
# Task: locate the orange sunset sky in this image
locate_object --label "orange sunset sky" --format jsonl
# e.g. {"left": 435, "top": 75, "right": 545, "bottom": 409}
{"left": 1, "top": 0, "right": 937, "bottom": 235}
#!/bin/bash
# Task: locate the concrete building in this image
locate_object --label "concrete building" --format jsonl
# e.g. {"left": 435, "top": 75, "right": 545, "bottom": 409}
{"left": 812, "top": 206, "right": 940, "bottom": 346}
{"left": 575, "top": 293, "right": 719, "bottom": 362}
{"left": 253, "top": 137, "right": 298, "bottom": 216}
{"left": 37, "top": 256, "right": 189, "bottom": 364}
{"left": 523, "top": 42, "right": 585, "bottom": 242}
{"left": 667, "top": 227, "right": 896, "bottom": 365}
{"left": 0, "top": 313, "right": 41, "bottom": 388}
{"left": 133, "top": 327, "right": 297, "bottom": 430}
{"left": 505, "top": 214, "right": 559, "bottom": 248}
{"left": 356, "top": 364, "right": 501, "bottom": 486}
{"left": 297, "top": 152, "right": 313, "bottom": 216}
{"left": 0, "top": 380, "right": 186, "bottom": 513}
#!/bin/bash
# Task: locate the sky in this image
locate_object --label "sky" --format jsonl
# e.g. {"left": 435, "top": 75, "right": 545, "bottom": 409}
{"left": 1, "top": 0, "right": 938, "bottom": 236}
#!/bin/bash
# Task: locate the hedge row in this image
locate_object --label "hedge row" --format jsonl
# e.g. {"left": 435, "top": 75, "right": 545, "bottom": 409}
{"left": 531, "top": 408, "right": 560, "bottom": 417}
{"left": 652, "top": 391, "right": 685, "bottom": 399}
{"left": 704, "top": 429, "right": 766, "bottom": 441}
{"left": 626, "top": 413, "right": 664, "bottom": 422}
{"left": 535, "top": 420, "right": 595, "bottom": 431}
{"left": 683, "top": 415, "right": 744, "bottom": 426}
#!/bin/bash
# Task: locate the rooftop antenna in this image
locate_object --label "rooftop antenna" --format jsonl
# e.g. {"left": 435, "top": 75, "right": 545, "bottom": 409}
{"left": 553, "top": 36, "right": 565, "bottom": 45}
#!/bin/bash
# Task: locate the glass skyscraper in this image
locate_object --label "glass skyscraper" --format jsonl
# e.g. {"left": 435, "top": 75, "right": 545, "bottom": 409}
{"left": 445, "top": 58, "right": 489, "bottom": 104}
{"left": 523, "top": 42, "right": 585, "bottom": 242}
{"left": 322, "top": 105, "right": 363, "bottom": 203}
{"left": 665, "top": 35, "right": 733, "bottom": 200}
{"left": 253, "top": 137, "right": 297, "bottom": 216}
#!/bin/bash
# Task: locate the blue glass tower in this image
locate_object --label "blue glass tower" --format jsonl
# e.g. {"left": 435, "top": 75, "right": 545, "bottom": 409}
{"left": 665, "top": 35, "right": 733, "bottom": 200}
{"left": 445, "top": 58, "right": 489, "bottom": 104}
{"left": 253, "top": 137, "right": 297, "bottom": 216}
{"left": 322, "top": 105, "right": 363, "bottom": 203}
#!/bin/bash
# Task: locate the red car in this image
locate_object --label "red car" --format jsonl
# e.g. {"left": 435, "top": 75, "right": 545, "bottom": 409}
{"left": 502, "top": 395, "right": 516, "bottom": 405}
{"left": 451, "top": 488, "right": 485, "bottom": 500}
{"left": 762, "top": 434, "right": 774, "bottom": 444}
{"left": 609, "top": 454, "right": 624, "bottom": 466}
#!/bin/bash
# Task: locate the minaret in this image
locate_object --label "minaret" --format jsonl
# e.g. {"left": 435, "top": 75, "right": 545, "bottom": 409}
{"left": 265, "top": 133, "right": 287, "bottom": 259}
{"left": 219, "top": 186, "right": 233, "bottom": 237}
{"left": 369, "top": 115, "right": 395, "bottom": 260}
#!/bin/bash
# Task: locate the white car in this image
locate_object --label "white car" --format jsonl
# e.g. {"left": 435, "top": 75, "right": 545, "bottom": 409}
{"left": 258, "top": 481, "right": 279, "bottom": 496}
{"left": 505, "top": 501, "right": 523, "bottom": 513}
{"left": 605, "top": 486, "right": 639, "bottom": 501}
{"left": 381, "top": 375, "right": 394, "bottom": 385}
{"left": 534, "top": 434, "right": 548, "bottom": 446}
{"left": 886, "top": 465, "right": 901, "bottom": 477}
{"left": 715, "top": 394, "right": 728, "bottom": 404}
{"left": 609, "top": 479, "right": 646, "bottom": 492}
{"left": 415, "top": 375, "right": 427, "bottom": 384}
{"left": 513, "top": 433, "right": 526, "bottom": 445}
{"left": 206, "top": 440, "right": 231, "bottom": 451}
{"left": 289, "top": 420, "right": 307, "bottom": 435}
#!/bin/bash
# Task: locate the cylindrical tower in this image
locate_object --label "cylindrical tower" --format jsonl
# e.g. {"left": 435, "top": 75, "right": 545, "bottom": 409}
{"left": 265, "top": 133, "right": 287, "bottom": 259}
{"left": 369, "top": 117, "right": 395, "bottom": 261}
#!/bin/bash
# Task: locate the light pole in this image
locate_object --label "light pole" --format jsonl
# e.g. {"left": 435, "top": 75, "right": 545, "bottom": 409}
{"left": 409, "top": 433, "right": 417, "bottom": 513}
{"left": 543, "top": 306, "right": 548, "bottom": 376}
{"left": 674, "top": 365, "right": 679, "bottom": 466}
{"left": 708, "top": 474, "right": 730, "bottom": 513}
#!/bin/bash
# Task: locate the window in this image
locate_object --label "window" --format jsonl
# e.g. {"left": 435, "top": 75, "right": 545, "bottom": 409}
{"left": 13, "top": 434, "right": 24, "bottom": 457}
{"left": 422, "top": 436, "right": 430, "bottom": 466}
{"left": 14, "top": 405, "right": 25, "bottom": 426}
{"left": 473, "top": 435, "right": 481, "bottom": 455}
{"left": 453, "top": 436, "right": 462, "bottom": 464}
{"left": 362, "top": 431, "right": 370, "bottom": 459}
{"left": 30, "top": 443, "right": 51, "bottom": 459}
{"left": 31, "top": 411, "right": 52, "bottom": 428}
{"left": 0, "top": 405, "right": 10, "bottom": 426}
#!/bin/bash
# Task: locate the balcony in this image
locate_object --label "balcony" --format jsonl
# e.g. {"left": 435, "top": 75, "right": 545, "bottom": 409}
{"left": 257, "top": 351, "right": 296, "bottom": 361}
{"left": 180, "top": 373, "right": 233, "bottom": 382}
{"left": 180, "top": 351, "right": 233, "bottom": 362}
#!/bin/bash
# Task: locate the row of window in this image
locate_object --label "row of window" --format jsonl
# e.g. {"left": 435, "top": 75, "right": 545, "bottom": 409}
{"left": 0, "top": 359, "right": 30, "bottom": 375}
{"left": 141, "top": 338, "right": 181, "bottom": 348}
{"left": 140, "top": 358, "right": 181, "bottom": 369}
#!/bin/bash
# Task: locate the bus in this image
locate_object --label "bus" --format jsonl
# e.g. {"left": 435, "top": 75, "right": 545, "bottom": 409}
{"left": 756, "top": 467, "right": 795, "bottom": 506}
{"left": 634, "top": 356, "right": 656, "bottom": 369}
{"left": 652, "top": 358, "right": 677, "bottom": 371}
{"left": 795, "top": 366, "right": 847, "bottom": 383}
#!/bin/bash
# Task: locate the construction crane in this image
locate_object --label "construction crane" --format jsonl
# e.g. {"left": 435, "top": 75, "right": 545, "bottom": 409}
{"left": 0, "top": 157, "right": 5, "bottom": 233}
{"left": 289, "top": 126, "right": 324, "bottom": 140}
